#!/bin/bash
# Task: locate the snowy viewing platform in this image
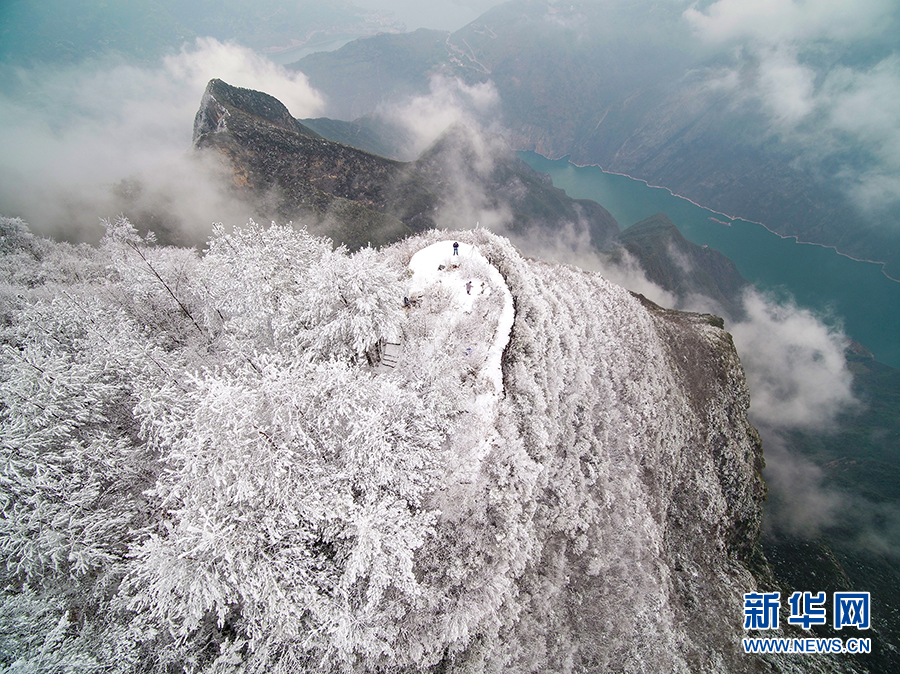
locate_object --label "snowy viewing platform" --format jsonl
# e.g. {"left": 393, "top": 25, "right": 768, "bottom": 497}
{"left": 403, "top": 239, "right": 516, "bottom": 485}
{"left": 408, "top": 240, "right": 515, "bottom": 399}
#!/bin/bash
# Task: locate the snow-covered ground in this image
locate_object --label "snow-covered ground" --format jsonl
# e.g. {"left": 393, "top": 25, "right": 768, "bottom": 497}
{"left": 408, "top": 240, "right": 514, "bottom": 399}
{"left": 407, "top": 240, "right": 515, "bottom": 483}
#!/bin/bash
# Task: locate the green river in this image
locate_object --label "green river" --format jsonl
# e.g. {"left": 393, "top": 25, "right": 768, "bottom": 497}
{"left": 519, "top": 152, "right": 900, "bottom": 369}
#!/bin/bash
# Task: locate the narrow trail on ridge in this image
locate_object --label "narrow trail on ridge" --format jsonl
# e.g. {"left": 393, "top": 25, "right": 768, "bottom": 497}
{"left": 406, "top": 240, "right": 515, "bottom": 484}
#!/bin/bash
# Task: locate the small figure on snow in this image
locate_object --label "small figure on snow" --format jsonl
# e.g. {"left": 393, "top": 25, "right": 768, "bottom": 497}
{"left": 465, "top": 281, "right": 472, "bottom": 295}
{"left": 453, "top": 242, "right": 459, "bottom": 256}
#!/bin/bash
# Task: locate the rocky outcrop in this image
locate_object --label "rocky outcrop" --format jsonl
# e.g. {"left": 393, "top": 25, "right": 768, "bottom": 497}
{"left": 193, "top": 79, "right": 412, "bottom": 249}
{"left": 193, "top": 79, "right": 317, "bottom": 139}
{"left": 613, "top": 213, "right": 750, "bottom": 319}
{"left": 192, "top": 79, "right": 621, "bottom": 251}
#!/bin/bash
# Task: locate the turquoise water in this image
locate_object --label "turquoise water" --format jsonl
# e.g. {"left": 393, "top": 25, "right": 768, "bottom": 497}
{"left": 519, "top": 152, "right": 900, "bottom": 369}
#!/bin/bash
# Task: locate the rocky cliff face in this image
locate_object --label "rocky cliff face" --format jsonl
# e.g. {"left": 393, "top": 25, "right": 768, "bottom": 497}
{"left": 192, "top": 79, "right": 620, "bottom": 251}
{"left": 194, "top": 78, "right": 316, "bottom": 138}
{"left": 423, "top": 229, "right": 854, "bottom": 672}
{"left": 489, "top": 243, "right": 764, "bottom": 671}
{"left": 193, "top": 78, "right": 413, "bottom": 249}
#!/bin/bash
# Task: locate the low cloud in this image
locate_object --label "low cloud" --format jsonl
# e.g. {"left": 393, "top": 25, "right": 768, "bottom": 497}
{"left": 755, "top": 44, "right": 817, "bottom": 127}
{"left": 824, "top": 55, "right": 900, "bottom": 211}
{"left": 683, "top": 0, "right": 895, "bottom": 45}
{"left": 0, "top": 38, "right": 324, "bottom": 244}
{"left": 685, "top": 0, "right": 900, "bottom": 215}
{"left": 376, "top": 75, "right": 502, "bottom": 158}
{"left": 590, "top": 248, "right": 678, "bottom": 307}
{"left": 722, "top": 289, "right": 900, "bottom": 553}
{"left": 503, "top": 221, "right": 678, "bottom": 308}
{"left": 762, "top": 427, "right": 900, "bottom": 557}
{"left": 164, "top": 37, "right": 325, "bottom": 118}
{"left": 761, "top": 431, "right": 843, "bottom": 539}
{"left": 665, "top": 240, "right": 692, "bottom": 274}
{"left": 842, "top": 497, "right": 900, "bottom": 558}
{"left": 730, "top": 289, "right": 855, "bottom": 430}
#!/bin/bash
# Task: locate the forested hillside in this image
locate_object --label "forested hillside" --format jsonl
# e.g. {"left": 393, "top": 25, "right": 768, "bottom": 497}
{"left": 0, "top": 216, "right": 817, "bottom": 672}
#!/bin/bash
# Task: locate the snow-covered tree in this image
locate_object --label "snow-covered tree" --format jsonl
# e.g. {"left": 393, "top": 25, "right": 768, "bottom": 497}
{"left": 0, "top": 218, "right": 767, "bottom": 674}
{"left": 199, "top": 221, "right": 404, "bottom": 364}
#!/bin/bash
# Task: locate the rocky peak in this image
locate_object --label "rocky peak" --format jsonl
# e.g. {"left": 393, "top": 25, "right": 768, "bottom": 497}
{"left": 192, "top": 78, "right": 318, "bottom": 144}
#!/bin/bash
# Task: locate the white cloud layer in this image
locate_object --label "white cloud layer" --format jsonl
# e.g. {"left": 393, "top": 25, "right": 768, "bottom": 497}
{"left": 730, "top": 290, "right": 855, "bottom": 430}
{"left": 164, "top": 37, "right": 325, "bottom": 118}
{"left": 761, "top": 431, "right": 843, "bottom": 538}
{"left": 725, "top": 289, "right": 866, "bottom": 543}
{"left": 0, "top": 38, "right": 324, "bottom": 243}
{"left": 756, "top": 44, "right": 817, "bottom": 126}
{"left": 825, "top": 55, "right": 900, "bottom": 209}
{"left": 685, "top": 0, "right": 900, "bottom": 213}
{"left": 684, "top": 0, "right": 895, "bottom": 45}
{"left": 377, "top": 75, "right": 501, "bottom": 157}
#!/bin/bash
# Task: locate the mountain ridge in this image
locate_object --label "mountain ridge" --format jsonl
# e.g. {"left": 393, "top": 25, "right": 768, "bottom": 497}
{"left": 192, "top": 78, "right": 620, "bottom": 251}
{"left": 289, "top": 0, "right": 900, "bottom": 279}
{"left": 0, "top": 215, "right": 817, "bottom": 672}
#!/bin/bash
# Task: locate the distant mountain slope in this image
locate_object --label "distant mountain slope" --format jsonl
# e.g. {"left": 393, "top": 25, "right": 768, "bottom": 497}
{"left": 295, "top": 28, "right": 451, "bottom": 120}
{"left": 0, "top": 0, "right": 193, "bottom": 64}
{"left": 613, "top": 213, "right": 750, "bottom": 319}
{"left": 155, "top": 0, "right": 403, "bottom": 53}
{"left": 0, "top": 0, "right": 402, "bottom": 65}
{"left": 298, "top": 116, "right": 401, "bottom": 160}
{"left": 193, "top": 78, "right": 620, "bottom": 251}
{"left": 290, "top": 0, "right": 900, "bottom": 279}
{"left": 411, "top": 122, "right": 619, "bottom": 249}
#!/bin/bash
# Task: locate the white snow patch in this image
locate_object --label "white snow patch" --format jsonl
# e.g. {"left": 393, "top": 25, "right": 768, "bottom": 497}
{"left": 408, "top": 240, "right": 513, "bottom": 398}
{"left": 407, "top": 240, "right": 515, "bottom": 483}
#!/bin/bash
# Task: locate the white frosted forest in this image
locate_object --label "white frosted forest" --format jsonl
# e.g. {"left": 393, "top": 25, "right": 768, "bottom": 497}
{"left": 1, "top": 216, "right": 787, "bottom": 672}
